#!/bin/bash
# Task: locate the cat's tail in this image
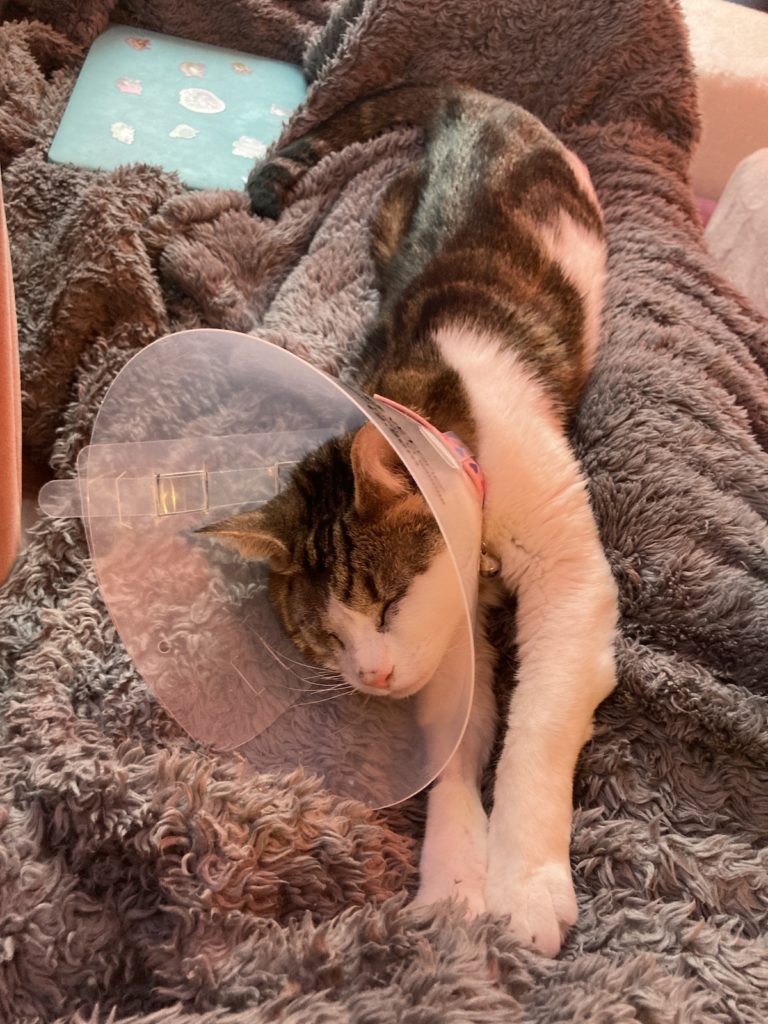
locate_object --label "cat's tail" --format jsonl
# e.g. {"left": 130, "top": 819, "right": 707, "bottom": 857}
{"left": 247, "top": 83, "right": 463, "bottom": 218}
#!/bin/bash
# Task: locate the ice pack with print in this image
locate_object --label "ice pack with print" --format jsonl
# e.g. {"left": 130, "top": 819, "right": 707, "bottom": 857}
{"left": 48, "top": 25, "right": 307, "bottom": 190}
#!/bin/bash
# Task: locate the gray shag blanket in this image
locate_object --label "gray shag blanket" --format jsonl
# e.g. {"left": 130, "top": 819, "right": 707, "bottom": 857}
{"left": 2, "top": 0, "right": 768, "bottom": 1021}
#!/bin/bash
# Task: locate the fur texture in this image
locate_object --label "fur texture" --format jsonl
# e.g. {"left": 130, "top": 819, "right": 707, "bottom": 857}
{"left": 1, "top": 0, "right": 768, "bottom": 1020}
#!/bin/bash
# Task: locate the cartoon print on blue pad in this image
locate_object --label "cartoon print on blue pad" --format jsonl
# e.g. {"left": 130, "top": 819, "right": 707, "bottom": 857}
{"left": 180, "top": 62, "right": 206, "bottom": 78}
{"left": 48, "top": 25, "right": 307, "bottom": 191}
{"left": 116, "top": 77, "right": 142, "bottom": 95}
{"left": 169, "top": 125, "right": 198, "bottom": 140}
{"left": 179, "top": 88, "right": 226, "bottom": 114}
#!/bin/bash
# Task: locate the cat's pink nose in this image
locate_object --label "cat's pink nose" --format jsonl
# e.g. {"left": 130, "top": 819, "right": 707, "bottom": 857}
{"left": 359, "top": 667, "right": 394, "bottom": 690}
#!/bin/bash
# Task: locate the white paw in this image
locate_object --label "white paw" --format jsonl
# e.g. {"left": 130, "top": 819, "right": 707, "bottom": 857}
{"left": 485, "top": 859, "right": 577, "bottom": 957}
{"left": 412, "top": 861, "right": 486, "bottom": 917}
{"left": 413, "top": 795, "right": 488, "bottom": 916}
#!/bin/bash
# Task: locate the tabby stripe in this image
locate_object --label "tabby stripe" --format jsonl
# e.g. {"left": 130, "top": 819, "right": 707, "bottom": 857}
{"left": 335, "top": 518, "right": 355, "bottom": 604}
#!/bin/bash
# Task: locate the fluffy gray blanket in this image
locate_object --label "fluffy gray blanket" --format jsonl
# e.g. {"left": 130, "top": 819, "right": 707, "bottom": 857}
{"left": 2, "top": 0, "right": 768, "bottom": 1021}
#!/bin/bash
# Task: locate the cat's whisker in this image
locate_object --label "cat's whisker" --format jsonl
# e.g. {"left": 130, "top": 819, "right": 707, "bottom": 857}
{"left": 264, "top": 646, "right": 329, "bottom": 672}
{"left": 290, "top": 688, "right": 356, "bottom": 710}
{"left": 301, "top": 670, "right": 346, "bottom": 685}
{"left": 297, "top": 678, "right": 350, "bottom": 693}
{"left": 253, "top": 629, "right": 325, "bottom": 683}
{"left": 275, "top": 665, "right": 348, "bottom": 689}
{"left": 262, "top": 670, "right": 351, "bottom": 695}
{"left": 249, "top": 628, "right": 353, "bottom": 698}
{"left": 251, "top": 627, "right": 345, "bottom": 686}
{"left": 277, "top": 681, "right": 351, "bottom": 696}
{"left": 288, "top": 662, "right": 336, "bottom": 676}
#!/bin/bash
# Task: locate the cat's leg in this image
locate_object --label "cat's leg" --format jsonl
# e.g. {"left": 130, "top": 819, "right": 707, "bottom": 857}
{"left": 436, "top": 327, "right": 617, "bottom": 956}
{"left": 247, "top": 84, "right": 449, "bottom": 218}
{"left": 412, "top": 615, "right": 497, "bottom": 914}
{"left": 482, "top": 436, "right": 617, "bottom": 957}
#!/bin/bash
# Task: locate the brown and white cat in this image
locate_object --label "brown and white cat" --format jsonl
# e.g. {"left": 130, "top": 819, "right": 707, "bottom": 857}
{"left": 203, "top": 84, "right": 618, "bottom": 957}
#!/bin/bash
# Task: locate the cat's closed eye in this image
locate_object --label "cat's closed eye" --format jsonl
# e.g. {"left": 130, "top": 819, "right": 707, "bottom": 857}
{"left": 326, "top": 630, "right": 344, "bottom": 650}
{"left": 378, "top": 598, "right": 397, "bottom": 629}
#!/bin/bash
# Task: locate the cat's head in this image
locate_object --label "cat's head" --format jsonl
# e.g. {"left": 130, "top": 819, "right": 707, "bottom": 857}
{"left": 201, "top": 423, "right": 464, "bottom": 698}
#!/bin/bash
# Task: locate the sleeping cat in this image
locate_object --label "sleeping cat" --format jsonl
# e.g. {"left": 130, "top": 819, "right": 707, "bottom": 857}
{"left": 203, "top": 84, "right": 618, "bottom": 957}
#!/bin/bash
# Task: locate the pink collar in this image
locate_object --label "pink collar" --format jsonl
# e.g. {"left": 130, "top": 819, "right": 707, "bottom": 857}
{"left": 374, "top": 395, "right": 486, "bottom": 505}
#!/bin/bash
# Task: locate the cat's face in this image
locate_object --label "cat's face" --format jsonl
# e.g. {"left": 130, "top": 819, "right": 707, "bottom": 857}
{"left": 202, "top": 423, "right": 465, "bottom": 697}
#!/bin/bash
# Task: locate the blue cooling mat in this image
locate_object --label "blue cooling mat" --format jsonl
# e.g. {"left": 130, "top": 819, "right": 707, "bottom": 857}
{"left": 48, "top": 25, "right": 307, "bottom": 190}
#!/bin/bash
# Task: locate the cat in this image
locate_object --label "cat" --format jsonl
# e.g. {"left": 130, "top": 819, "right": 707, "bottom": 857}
{"left": 202, "top": 84, "right": 618, "bottom": 957}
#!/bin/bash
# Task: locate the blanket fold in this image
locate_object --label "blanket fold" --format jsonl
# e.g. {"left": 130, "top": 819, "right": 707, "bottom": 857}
{"left": 1, "top": 0, "right": 767, "bottom": 1021}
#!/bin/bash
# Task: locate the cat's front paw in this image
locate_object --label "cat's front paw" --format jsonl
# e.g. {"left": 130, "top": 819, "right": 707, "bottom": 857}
{"left": 485, "top": 858, "right": 577, "bottom": 958}
{"left": 411, "top": 863, "right": 486, "bottom": 917}
{"left": 412, "top": 790, "right": 488, "bottom": 916}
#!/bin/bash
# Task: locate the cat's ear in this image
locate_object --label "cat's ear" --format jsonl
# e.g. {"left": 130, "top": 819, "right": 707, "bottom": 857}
{"left": 350, "top": 422, "right": 417, "bottom": 516}
{"left": 197, "top": 510, "right": 293, "bottom": 573}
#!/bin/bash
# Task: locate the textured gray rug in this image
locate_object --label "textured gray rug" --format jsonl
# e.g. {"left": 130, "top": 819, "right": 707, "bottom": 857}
{"left": 2, "top": 0, "right": 768, "bottom": 1021}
